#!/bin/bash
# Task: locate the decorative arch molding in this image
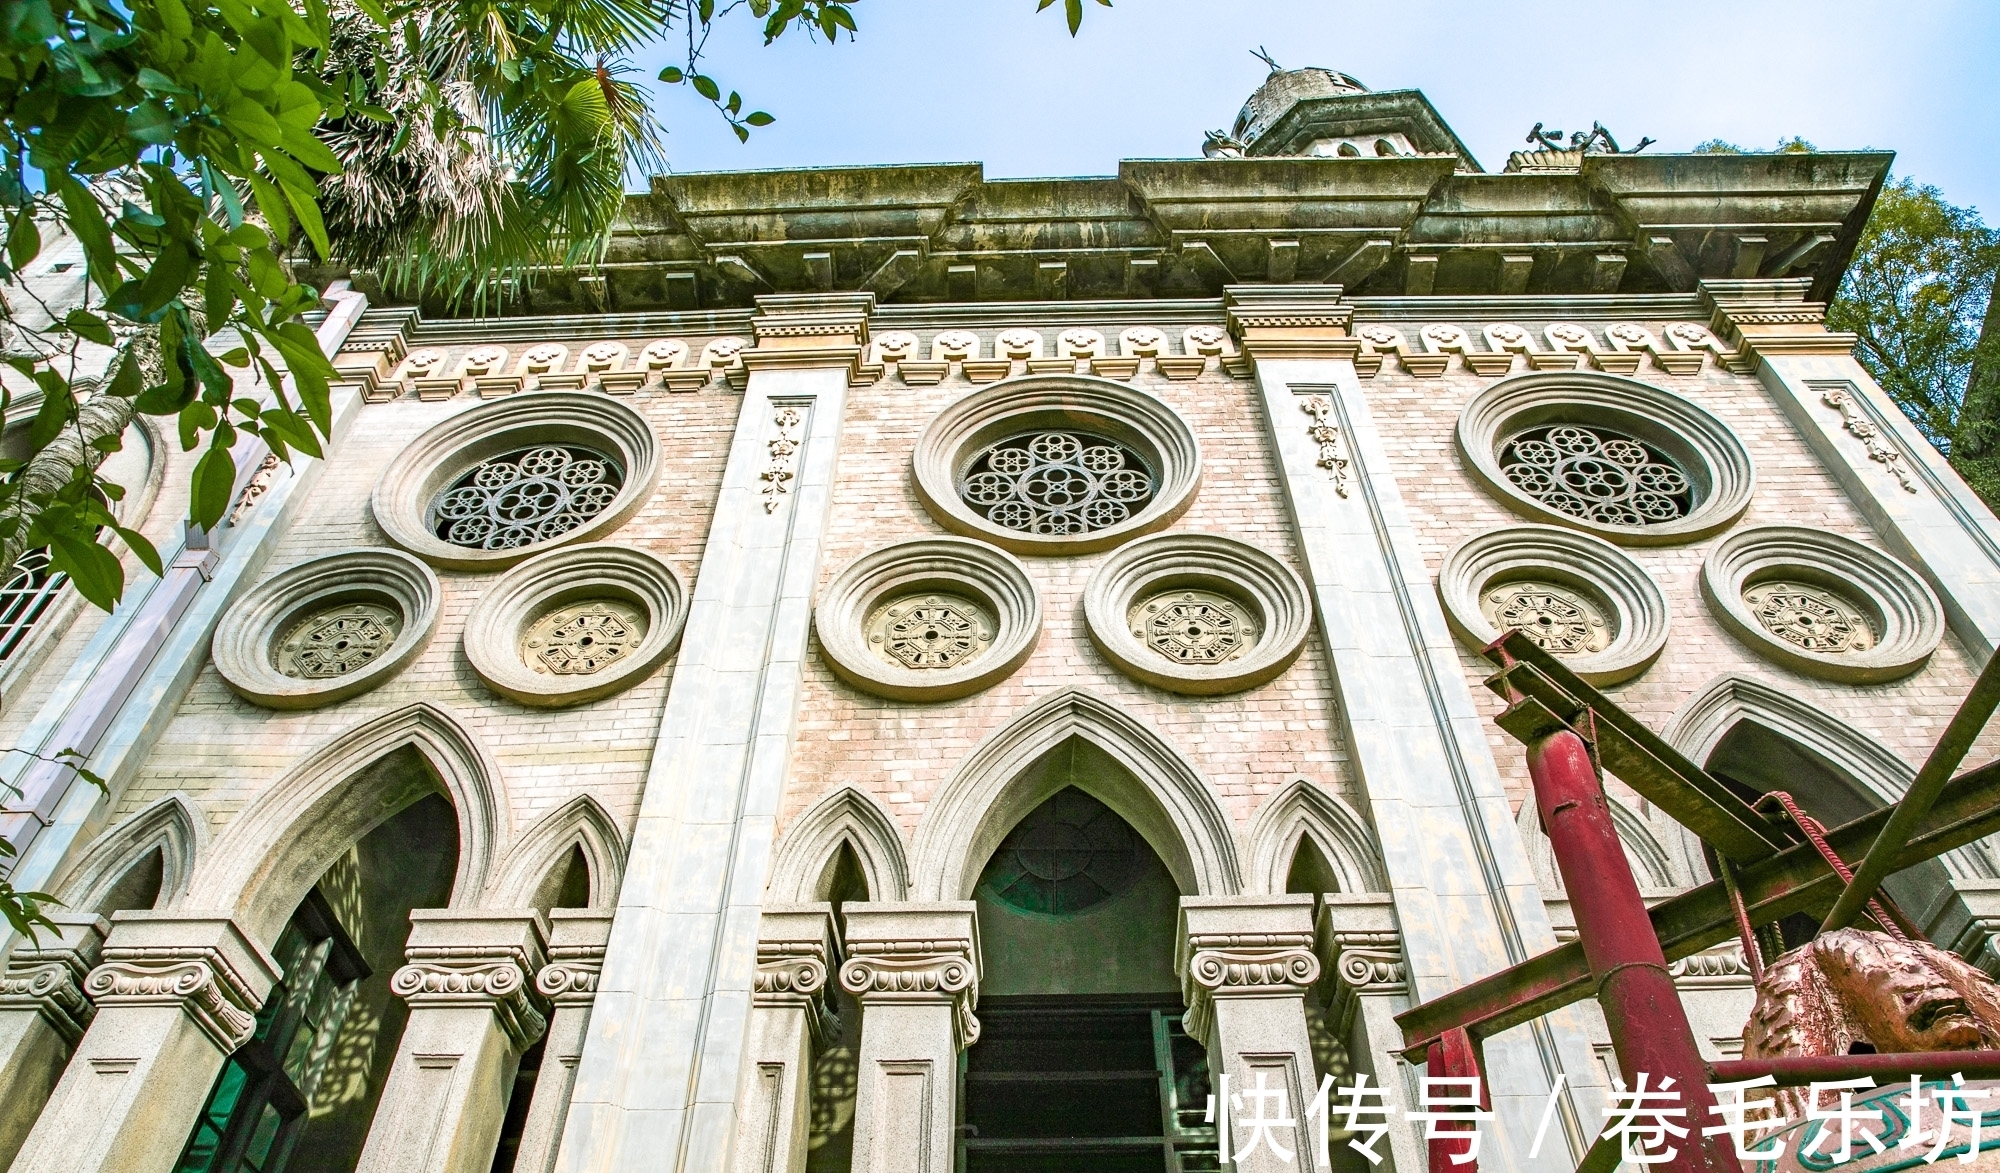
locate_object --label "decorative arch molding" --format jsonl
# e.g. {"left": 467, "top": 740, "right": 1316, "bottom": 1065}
{"left": 1661, "top": 673, "right": 1996, "bottom": 880}
{"left": 183, "top": 702, "right": 509, "bottom": 942}
{"left": 55, "top": 792, "right": 205, "bottom": 913}
{"left": 908, "top": 687, "right": 1243, "bottom": 901}
{"left": 1244, "top": 779, "right": 1388, "bottom": 896}
{"left": 766, "top": 786, "right": 911, "bottom": 904}
{"left": 488, "top": 794, "right": 629, "bottom": 911}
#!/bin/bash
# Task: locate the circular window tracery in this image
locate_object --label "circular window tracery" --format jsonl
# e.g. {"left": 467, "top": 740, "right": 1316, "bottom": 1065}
{"left": 1456, "top": 371, "right": 1754, "bottom": 546}
{"left": 373, "top": 393, "right": 659, "bottom": 571}
{"left": 1083, "top": 533, "right": 1310, "bottom": 696}
{"left": 959, "top": 431, "right": 1157, "bottom": 537}
{"left": 1499, "top": 425, "right": 1691, "bottom": 528}
{"left": 1744, "top": 581, "right": 1874, "bottom": 654}
{"left": 430, "top": 445, "right": 625, "bottom": 551}
{"left": 912, "top": 375, "right": 1200, "bottom": 556}
{"left": 979, "top": 789, "right": 1141, "bottom": 917}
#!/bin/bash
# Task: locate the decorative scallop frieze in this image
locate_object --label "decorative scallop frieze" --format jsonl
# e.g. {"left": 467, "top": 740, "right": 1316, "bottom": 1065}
{"left": 911, "top": 374, "right": 1201, "bottom": 556}
{"left": 212, "top": 549, "right": 442, "bottom": 710}
{"left": 1083, "top": 532, "right": 1311, "bottom": 696}
{"left": 373, "top": 392, "right": 660, "bottom": 572}
{"left": 462, "top": 543, "right": 688, "bottom": 707}
{"left": 1456, "top": 371, "right": 1754, "bottom": 546}
{"left": 814, "top": 538, "right": 1042, "bottom": 702}
{"left": 1351, "top": 320, "right": 1751, "bottom": 378}
{"left": 1436, "top": 525, "right": 1670, "bottom": 686}
{"left": 1701, "top": 526, "right": 1943, "bottom": 683}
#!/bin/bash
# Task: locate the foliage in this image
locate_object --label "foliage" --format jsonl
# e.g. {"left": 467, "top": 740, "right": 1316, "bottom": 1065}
{"left": 1036, "top": 0, "right": 1110, "bottom": 36}
{"left": 1, "top": 0, "right": 346, "bottom": 612}
{"left": 1827, "top": 178, "right": 2000, "bottom": 502}
{"left": 1691, "top": 136, "right": 1816, "bottom": 155}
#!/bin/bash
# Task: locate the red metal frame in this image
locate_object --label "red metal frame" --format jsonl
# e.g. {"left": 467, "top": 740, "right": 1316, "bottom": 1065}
{"left": 1392, "top": 631, "right": 2000, "bottom": 1172}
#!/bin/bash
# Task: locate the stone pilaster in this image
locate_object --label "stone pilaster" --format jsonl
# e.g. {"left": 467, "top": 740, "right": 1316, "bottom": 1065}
{"left": 0, "top": 912, "right": 104, "bottom": 1169}
{"left": 356, "top": 910, "right": 549, "bottom": 1173}
{"left": 9, "top": 913, "right": 278, "bottom": 1173}
{"left": 732, "top": 905, "right": 838, "bottom": 1173}
{"left": 511, "top": 911, "right": 609, "bottom": 1173}
{"left": 838, "top": 904, "right": 979, "bottom": 1173}
{"left": 556, "top": 294, "right": 872, "bottom": 1173}
{"left": 1315, "top": 895, "right": 1425, "bottom": 1173}
{"left": 1178, "top": 896, "right": 1321, "bottom": 1173}
{"left": 1227, "top": 284, "right": 1599, "bottom": 1171}
{"left": 1703, "top": 277, "right": 2000, "bottom": 662}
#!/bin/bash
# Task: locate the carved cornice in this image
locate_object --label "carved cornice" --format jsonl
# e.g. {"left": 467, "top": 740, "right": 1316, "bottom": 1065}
{"left": 85, "top": 952, "right": 261, "bottom": 1052}
{"left": 392, "top": 948, "right": 548, "bottom": 1050}
{"left": 1699, "top": 277, "right": 1857, "bottom": 361}
{"left": 839, "top": 941, "right": 979, "bottom": 1049}
{"left": 0, "top": 956, "right": 94, "bottom": 1043}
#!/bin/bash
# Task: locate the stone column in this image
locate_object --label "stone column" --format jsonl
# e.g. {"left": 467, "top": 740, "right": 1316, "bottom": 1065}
{"left": 1702, "top": 278, "right": 2000, "bottom": 659}
{"left": 355, "top": 910, "right": 548, "bottom": 1173}
{"left": 7, "top": 912, "right": 278, "bottom": 1173}
{"left": 556, "top": 294, "right": 872, "bottom": 1173}
{"left": 1177, "top": 896, "right": 1321, "bottom": 1173}
{"left": 838, "top": 903, "right": 979, "bottom": 1173}
{"left": 733, "top": 905, "right": 838, "bottom": 1173}
{"left": 1227, "top": 284, "right": 1600, "bottom": 1170}
{"left": 0, "top": 911, "right": 104, "bottom": 1168}
{"left": 1316, "top": 895, "right": 1424, "bottom": 1173}
{"left": 514, "top": 911, "right": 610, "bottom": 1173}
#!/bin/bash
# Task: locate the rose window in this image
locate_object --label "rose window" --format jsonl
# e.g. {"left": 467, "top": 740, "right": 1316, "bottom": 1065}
{"left": 958, "top": 431, "right": 1156, "bottom": 537}
{"left": 1137, "top": 589, "right": 1257, "bottom": 665}
{"left": 1745, "top": 581, "right": 1874, "bottom": 654}
{"left": 865, "top": 593, "right": 994, "bottom": 670}
{"left": 978, "top": 788, "right": 1141, "bottom": 916}
{"left": 1479, "top": 582, "right": 1610, "bottom": 656}
{"left": 1498, "top": 425, "right": 1692, "bottom": 528}
{"left": 524, "top": 600, "right": 645, "bottom": 676}
{"left": 429, "top": 445, "right": 625, "bottom": 551}
{"left": 277, "top": 603, "right": 401, "bottom": 679}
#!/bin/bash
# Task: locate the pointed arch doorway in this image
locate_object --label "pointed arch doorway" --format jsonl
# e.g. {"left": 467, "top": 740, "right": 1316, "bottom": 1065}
{"left": 960, "top": 741, "right": 1216, "bottom": 1173}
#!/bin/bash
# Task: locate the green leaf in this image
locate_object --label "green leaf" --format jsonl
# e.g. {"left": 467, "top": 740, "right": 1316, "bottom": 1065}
{"left": 26, "top": 377, "right": 72, "bottom": 450}
{"left": 726, "top": 90, "right": 741, "bottom": 115}
{"left": 263, "top": 152, "right": 330, "bottom": 259}
{"left": 278, "top": 125, "right": 342, "bottom": 173}
{"left": 49, "top": 533, "right": 123, "bottom": 611}
{"left": 658, "top": 65, "right": 683, "bottom": 83}
{"left": 135, "top": 67, "right": 189, "bottom": 94}
{"left": 189, "top": 443, "right": 236, "bottom": 530}
{"left": 744, "top": 111, "right": 774, "bottom": 126}
{"left": 692, "top": 73, "right": 720, "bottom": 101}
{"left": 246, "top": 172, "right": 290, "bottom": 245}
{"left": 6, "top": 210, "right": 40, "bottom": 273}
{"left": 732, "top": 122, "right": 748, "bottom": 143}
{"left": 112, "top": 524, "right": 163, "bottom": 577}
{"left": 63, "top": 310, "right": 114, "bottom": 346}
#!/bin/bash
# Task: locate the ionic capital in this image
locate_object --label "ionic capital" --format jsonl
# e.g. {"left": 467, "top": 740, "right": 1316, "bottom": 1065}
{"left": 839, "top": 918, "right": 980, "bottom": 1049}
{"left": 392, "top": 952, "right": 547, "bottom": 1049}
{"left": 0, "top": 915, "right": 106, "bottom": 1044}
{"left": 84, "top": 951, "right": 262, "bottom": 1051}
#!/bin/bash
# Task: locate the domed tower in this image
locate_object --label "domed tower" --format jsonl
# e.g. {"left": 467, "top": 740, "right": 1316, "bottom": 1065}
{"left": 1209, "top": 56, "right": 1483, "bottom": 170}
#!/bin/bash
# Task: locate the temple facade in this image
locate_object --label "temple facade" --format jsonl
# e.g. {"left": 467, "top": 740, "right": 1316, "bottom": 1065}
{"left": 0, "top": 66, "right": 1996, "bottom": 1173}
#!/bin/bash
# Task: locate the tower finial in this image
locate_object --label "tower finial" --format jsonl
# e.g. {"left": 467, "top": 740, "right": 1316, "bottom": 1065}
{"left": 1251, "top": 46, "right": 1281, "bottom": 73}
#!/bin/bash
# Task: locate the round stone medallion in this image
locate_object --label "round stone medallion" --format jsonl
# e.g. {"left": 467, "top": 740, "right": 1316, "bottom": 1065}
{"left": 814, "top": 538, "right": 1041, "bottom": 702}
{"left": 1082, "top": 532, "right": 1309, "bottom": 696}
{"left": 463, "top": 543, "right": 687, "bottom": 707}
{"left": 212, "top": 549, "right": 441, "bottom": 710}
{"left": 866, "top": 593, "right": 995, "bottom": 671}
{"left": 1133, "top": 588, "right": 1261, "bottom": 666}
{"left": 523, "top": 598, "right": 648, "bottom": 676}
{"left": 1702, "top": 527, "right": 1937, "bottom": 682}
{"left": 1478, "top": 581, "right": 1611, "bottom": 657}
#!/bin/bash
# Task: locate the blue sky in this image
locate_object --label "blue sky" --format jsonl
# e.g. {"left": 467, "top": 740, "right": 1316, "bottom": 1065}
{"left": 633, "top": 0, "right": 2000, "bottom": 220}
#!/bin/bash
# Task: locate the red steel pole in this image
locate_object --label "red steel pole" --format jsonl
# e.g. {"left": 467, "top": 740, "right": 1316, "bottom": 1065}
{"left": 1526, "top": 727, "right": 1741, "bottom": 1173}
